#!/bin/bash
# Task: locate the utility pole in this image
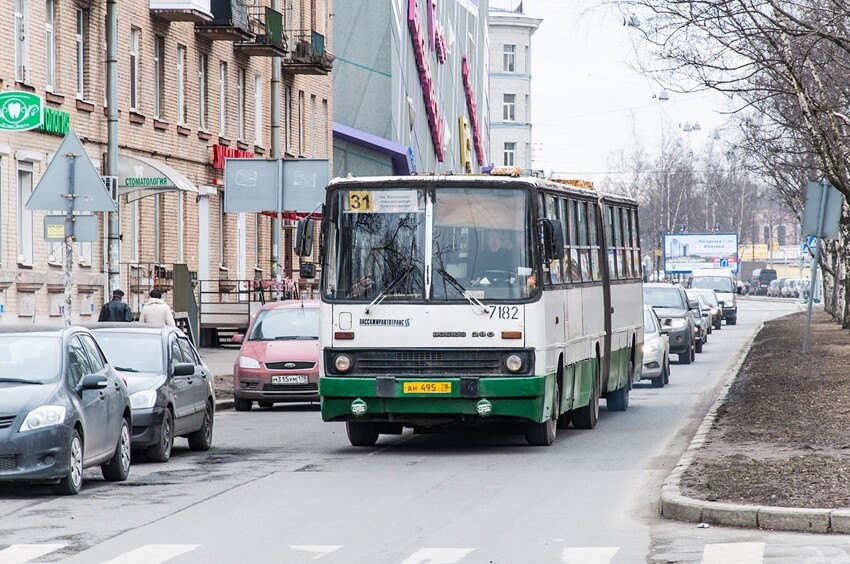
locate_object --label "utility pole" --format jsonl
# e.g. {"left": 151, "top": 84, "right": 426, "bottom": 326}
{"left": 271, "top": 0, "right": 282, "bottom": 300}
{"left": 106, "top": 0, "right": 120, "bottom": 293}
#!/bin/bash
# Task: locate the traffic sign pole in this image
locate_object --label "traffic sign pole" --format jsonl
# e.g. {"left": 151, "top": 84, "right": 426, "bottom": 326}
{"left": 803, "top": 181, "right": 828, "bottom": 353}
{"left": 63, "top": 155, "right": 77, "bottom": 327}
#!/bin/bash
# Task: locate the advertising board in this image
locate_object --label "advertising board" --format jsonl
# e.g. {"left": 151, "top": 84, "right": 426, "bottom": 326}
{"left": 663, "top": 232, "right": 739, "bottom": 273}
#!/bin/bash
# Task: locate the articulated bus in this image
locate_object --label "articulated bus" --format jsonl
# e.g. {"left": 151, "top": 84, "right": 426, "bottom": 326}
{"left": 296, "top": 175, "right": 644, "bottom": 446}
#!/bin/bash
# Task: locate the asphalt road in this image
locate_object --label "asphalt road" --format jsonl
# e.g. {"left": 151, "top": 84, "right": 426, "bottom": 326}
{"left": 2, "top": 299, "right": 849, "bottom": 564}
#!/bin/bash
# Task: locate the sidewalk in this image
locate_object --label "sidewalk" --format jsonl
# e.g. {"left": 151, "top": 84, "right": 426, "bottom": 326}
{"left": 198, "top": 347, "right": 239, "bottom": 411}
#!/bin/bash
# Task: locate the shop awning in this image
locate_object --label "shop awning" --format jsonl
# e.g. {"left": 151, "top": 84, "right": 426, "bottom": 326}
{"left": 118, "top": 154, "right": 198, "bottom": 202}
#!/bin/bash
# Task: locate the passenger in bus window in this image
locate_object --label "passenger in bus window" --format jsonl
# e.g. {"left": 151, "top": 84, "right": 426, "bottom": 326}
{"left": 471, "top": 229, "right": 514, "bottom": 284}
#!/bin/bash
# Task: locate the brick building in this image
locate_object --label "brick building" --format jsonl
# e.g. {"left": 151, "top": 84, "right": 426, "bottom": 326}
{"left": 0, "top": 0, "right": 333, "bottom": 323}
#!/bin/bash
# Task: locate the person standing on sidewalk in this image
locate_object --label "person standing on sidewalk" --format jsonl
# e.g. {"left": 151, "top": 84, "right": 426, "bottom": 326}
{"left": 139, "top": 290, "right": 176, "bottom": 326}
{"left": 98, "top": 289, "right": 134, "bottom": 322}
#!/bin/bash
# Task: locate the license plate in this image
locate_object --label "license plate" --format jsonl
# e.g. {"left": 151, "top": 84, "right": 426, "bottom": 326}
{"left": 272, "top": 375, "right": 308, "bottom": 385}
{"left": 403, "top": 381, "right": 452, "bottom": 394}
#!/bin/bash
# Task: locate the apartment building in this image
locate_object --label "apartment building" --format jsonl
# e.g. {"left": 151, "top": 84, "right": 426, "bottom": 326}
{"left": 0, "top": 0, "right": 333, "bottom": 322}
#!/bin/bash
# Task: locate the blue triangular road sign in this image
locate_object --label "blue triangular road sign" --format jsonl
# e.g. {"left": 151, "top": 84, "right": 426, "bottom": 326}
{"left": 26, "top": 129, "right": 117, "bottom": 212}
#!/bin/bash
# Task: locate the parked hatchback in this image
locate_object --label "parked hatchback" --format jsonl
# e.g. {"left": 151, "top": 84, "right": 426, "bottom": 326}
{"left": 641, "top": 306, "right": 670, "bottom": 388}
{"left": 643, "top": 283, "right": 697, "bottom": 364}
{"left": 0, "top": 326, "right": 132, "bottom": 495}
{"left": 232, "top": 300, "right": 320, "bottom": 410}
{"left": 88, "top": 324, "right": 215, "bottom": 462}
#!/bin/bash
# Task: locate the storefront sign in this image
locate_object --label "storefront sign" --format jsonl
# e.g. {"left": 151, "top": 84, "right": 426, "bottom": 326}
{"left": 408, "top": 0, "right": 445, "bottom": 161}
{"left": 0, "top": 92, "right": 43, "bottom": 132}
{"left": 38, "top": 108, "right": 71, "bottom": 136}
{"left": 461, "top": 57, "right": 486, "bottom": 165}
{"left": 212, "top": 144, "right": 255, "bottom": 170}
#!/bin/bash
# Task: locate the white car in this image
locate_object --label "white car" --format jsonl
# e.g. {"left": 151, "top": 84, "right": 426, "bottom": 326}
{"left": 641, "top": 306, "right": 671, "bottom": 388}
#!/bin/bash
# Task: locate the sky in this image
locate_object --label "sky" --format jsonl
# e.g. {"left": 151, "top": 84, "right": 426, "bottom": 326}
{"left": 494, "top": 0, "right": 733, "bottom": 186}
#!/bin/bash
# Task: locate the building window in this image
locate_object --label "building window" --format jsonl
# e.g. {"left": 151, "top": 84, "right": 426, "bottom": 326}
{"left": 237, "top": 68, "right": 246, "bottom": 140}
{"left": 78, "top": 228, "right": 92, "bottom": 266}
{"left": 219, "top": 62, "right": 227, "bottom": 137}
{"left": 503, "top": 94, "right": 516, "bottom": 121}
{"left": 129, "top": 28, "right": 140, "bottom": 111}
{"left": 154, "top": 195, "right": 161, "bottom": 264}
{"left": 153, "top": 36, "right": 165, "bottom": 119}
{"left": 17, "top": 164, "right": 34, "bottom": 266}
{"left": 15, "top": 0, "right": 27, "bottom": 83}
{"left": 503, "top": 44, "right": 515, "bottom": 72}
{"left": 129, "top": 198, "right": 139, "bottom": 262}
{"left": 322, "top": 99, "right": 328, "bottom": 157}
{"left": 254, "top": 214, "right": 260, "bottom": 268}
{"left": 503, "top": 142, "right": 516, "bottom": 167}
{"left": 310, "top": 95, "right": 317, "bottom": 157}
{"left": 75, "top": 8, "right": 87, "bottom": 98}
{"left": 45, "top": 0, "right": 55, "bottom": 90}
{"left": 177, "top": 45, "right": 186, "bottom": 125}
{"left": 253, "top": 74, "right": 263, "bottom": 146}
{"left": 218, "top": 193, "right": 225, "bottom": 266}
{"left": 298, "top": 91, "right": 305, "bottom": 155}
{"left": 198, "top": 54, "right": 208, "bottom": 130}
{"left": 177, "top": 192, "right": 184, "bottom": 262}
{"left": 285, "top": 86, "right": 292, "bottom": 152}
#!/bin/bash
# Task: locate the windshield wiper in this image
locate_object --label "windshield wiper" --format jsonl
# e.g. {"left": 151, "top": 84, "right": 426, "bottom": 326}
{"left": 0, "top": 377, "right": 43, "bottom": 384}
{"left": 365, "top": 263, "right": 416, "bottom": 314}
{"left": 436, "top": 268, "right": 490, "bottom": 315}
{"left": 113, "top": 367, "right": 140, "bottom": 373}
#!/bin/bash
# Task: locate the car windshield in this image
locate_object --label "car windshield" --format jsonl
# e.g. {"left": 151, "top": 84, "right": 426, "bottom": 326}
{"left": 644, "top": 287, "right": 686, "bottom": 309}
{"left": 698, "top": 290, "right": 719, "bottom": 306}
{"left": 92, "top": 332, "right": 164, "bottom": 373}
{"left": 249, "top": 308, "right": 319, "bottom": 341}
{"left": 0, "top": 335, "right": 61, "bottom": 383}
{"left": 643, "top": 309, "right": 658, "bottom": 334}
{"left": 690, "top": 276, "right": 735, "bottom": 293}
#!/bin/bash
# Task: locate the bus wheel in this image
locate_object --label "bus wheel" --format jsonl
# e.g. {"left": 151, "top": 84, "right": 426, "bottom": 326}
{"left": 607, "top": 360, "right": 632, "bottom": 412}
{"left": 526, "top": 382, "right": 558, "bottom": 446}
{"left": 346, "top": 422, "right": 379, "bottom": 447}
{"left": 572, "top": 364, "right": 600, "bottom": 430}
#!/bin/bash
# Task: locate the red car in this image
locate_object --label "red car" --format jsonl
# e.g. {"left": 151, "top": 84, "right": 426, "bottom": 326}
{"left": 232, "top": 300, "right": 319, "bottom": 411}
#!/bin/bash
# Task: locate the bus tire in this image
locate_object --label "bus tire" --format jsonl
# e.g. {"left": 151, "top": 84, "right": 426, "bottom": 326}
{"left": 607, "top": 360, "right": 632, "bottom": 412}
{"left": 572, "top": 363, "right": 600, "bottom": 430}
{"left": 346, "top": 422, "right": 379, "bottom": 447}
{"left": 526, "top": 382, "right": 558, "bottom": 446}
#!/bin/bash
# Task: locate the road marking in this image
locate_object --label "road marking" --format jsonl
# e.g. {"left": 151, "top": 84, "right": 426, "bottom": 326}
{"left": 399, "top": 548, "right": 476, "bottom": 564}
{"left": 560, "top": 547, "right": 619, "bottom": 564}
{"left": 99, "top": 544, "right": 199, "bottom": 564}
{"left": 0, "top": 544, "right": 66, "bottom": 564}
{"left": 289, "top": 545, "right": 342, "bottom": 560}
{"left": 702, "top": 542, "right": 765, "bottom": 564}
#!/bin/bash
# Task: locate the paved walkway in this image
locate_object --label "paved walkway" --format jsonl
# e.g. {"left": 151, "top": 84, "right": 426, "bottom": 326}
{"left": 198, "top": 347, "right": 239, "bottom": 378}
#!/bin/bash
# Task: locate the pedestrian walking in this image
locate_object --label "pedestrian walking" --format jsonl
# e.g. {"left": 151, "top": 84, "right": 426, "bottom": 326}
{"left": 139, "top": 289, "right": 176, "bottom": 326}
{"left": 98, "top": 289, "right": 134, "bottom": 322}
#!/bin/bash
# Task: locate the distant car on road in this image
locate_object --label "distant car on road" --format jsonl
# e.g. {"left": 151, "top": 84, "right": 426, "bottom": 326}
{"left": 641, "top": 306, "right": 670, "bottom": 388}
{"left": 686, "top": 268, "right": 737, "bottom": 325}
{"left": 232, "top": 300, "right": 320, "bottom": 411}
{"left": 0, "top": 326, "right": 132, "bottom": 495}
{"left": 750, "top": 268, "right": 777, "bottom": 296}
{"left": 685, "top": 290, "right": 711, "bottom": 352}
{"left": 88, "top": 324, "right": 215, "bottom": 462}
{"left": 643, "top": 283, "right": 697, "bottom": 364}
{"left": 694, "top": 289, "right": 723, "bottom": 331}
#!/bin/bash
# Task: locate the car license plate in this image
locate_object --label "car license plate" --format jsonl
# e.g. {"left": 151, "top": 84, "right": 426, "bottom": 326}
{"left": 272, "top": 375, "right": 308, "bottom": 385}
{"left": 403, "top": 381, "right": 451, "bottom": 394}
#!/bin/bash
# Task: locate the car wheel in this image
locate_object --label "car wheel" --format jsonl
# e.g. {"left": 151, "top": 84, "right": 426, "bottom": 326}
{"left": 728, "top": 317, "right": 737, "bottom": 326}
{"left": 234, "top": 397, "right": 253, "bottom": 412}
{"left": 714, "top": 319, "right": 722, "bottom": 331}
{"left": 663, "top": 357, "right": 670, "bottom": 385}
{"left": 188, "top": 401, "right": 214, "bottom": 451}
{"left": 526, "top": 381, "right": 559, "bottom": 445}
{"left": 101, "top": 417, "right": 131, "bottom": 482}
{"left": 679, "top": 347, "right": 692, "bottom": 365}
{"left": 146, "top": 409, "right": 174, "bottom": 463}
{"left": 571, "top": 360, "right": 600, "bottom": 429}
{"left": 52, "top": 429, "right": 84, "bottom": 495}
{"left": 695, "top": 339, "right": 703, "bottom": 353}
{"left": 346, "top": 422, "right": 379, "bottom": 447}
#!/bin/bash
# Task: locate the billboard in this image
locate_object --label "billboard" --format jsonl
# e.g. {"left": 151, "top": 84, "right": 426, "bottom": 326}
{"left": 663, "top": 232, "right": 739, "bottom": 273}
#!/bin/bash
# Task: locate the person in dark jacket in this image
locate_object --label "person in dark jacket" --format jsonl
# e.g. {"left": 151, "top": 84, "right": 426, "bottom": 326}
{"left": 98, "top": 289, "right": 134, "bottom": 322}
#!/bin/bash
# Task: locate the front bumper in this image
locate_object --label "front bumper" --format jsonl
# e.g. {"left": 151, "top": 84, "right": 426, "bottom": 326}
{"left": 641, "top": 350, "right": 665, "bottom": 379}
{"left": 234, "top": 367, "right": 319, "bottom": 402}
{"left": 0, "top": 424, "right": 73, "bottom": 483}
{"left": 130, "top": 407, "right": 165, "bottom": 448}
{"left": 666, "top": 326, "right": 691, "bottom": 354}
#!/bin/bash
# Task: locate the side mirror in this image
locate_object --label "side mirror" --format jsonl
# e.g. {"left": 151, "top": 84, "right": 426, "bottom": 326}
{"left": 660, "top": 325, "right": 672, "bottom": 334}
{"left": 232, "top": 334, "right": 244, "bottom": 344}
{"left": 688, "top": 299, "right": 700, "bottom": 310}
{"left": 295, "top": 218, "right": 315, "bottom": 257}
{"left": 80, "top": 374, "right": 108, "bottom": 390}
{"left": 300, "top": 262, "right": 316, "bottom": 279}
{"left": 541, "top": 219, "right": 565, "bottom": 260}
{"left": 172, "top": 362, "right": 195, "bottom": 376}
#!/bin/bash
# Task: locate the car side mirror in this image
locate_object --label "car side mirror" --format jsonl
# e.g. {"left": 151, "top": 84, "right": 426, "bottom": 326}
{"left": 300, "top": 262, "right": 316, "bottom": 279}
{"left": 660, "top": 325, "right": 672, "bottom": 334}
{"left": 232, "top": 334, "right": 244, "bottom": 344}
{"left": 172, "top": 362, "right": 195, "bottom": 376}
{"left": 79, "top": 373, "right": 108, "bottom": 390}
{"left": 688, "top": 299, "right": 700, "bottom": 310}
{"left": 295, "top": 218, "right": 315, "bottom": 257}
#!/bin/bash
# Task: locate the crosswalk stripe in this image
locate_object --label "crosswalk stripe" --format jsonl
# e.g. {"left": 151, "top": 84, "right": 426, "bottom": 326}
{"left": 99, "top": 544, "right": 200, "bottom": 564}
{"left": 289, "top": 545, "right": 342, "bottom": 560}
{"left": 702, "top": 542, "right": 765, "bottom": 564}
{"left": 399, "top": 548, "right": 476, "bottom": 564}
{"left": 560, "top": 547, "right": 619, "bottom": 564}
{"left": 0, "top": 544, "right": 66, "bottom": 564}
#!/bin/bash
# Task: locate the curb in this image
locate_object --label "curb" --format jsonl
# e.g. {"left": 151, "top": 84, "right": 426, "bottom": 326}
{"left": 215, "top": 399, "right": 234, "bottom": 411}
{"left": 660, "top": 320, "right": 850, "bottom": 534}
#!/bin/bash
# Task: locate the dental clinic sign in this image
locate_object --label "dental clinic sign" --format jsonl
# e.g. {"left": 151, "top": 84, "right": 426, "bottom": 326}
{"left": 0, "top": 92, "right": 43, "bottom": 132}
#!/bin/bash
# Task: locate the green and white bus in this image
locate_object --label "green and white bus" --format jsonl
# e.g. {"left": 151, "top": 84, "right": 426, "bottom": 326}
{"left": 297, "top": 175, "right": 644, "bottom": 446}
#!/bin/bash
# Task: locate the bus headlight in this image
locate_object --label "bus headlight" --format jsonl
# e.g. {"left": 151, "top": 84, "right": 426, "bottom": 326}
{"left": 505, "top": 354, "right": 524, "bottom": 373}
{"left": 334, "top": 354, "right": 353, "bottom": 373}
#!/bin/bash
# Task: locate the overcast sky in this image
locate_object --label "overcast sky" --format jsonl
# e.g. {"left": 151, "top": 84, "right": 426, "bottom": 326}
{"left": 495, "top": 0, "right": 732, "bottom": 186}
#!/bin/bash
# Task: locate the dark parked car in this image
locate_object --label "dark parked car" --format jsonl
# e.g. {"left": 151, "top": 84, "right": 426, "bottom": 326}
{"left": 750, "top": 268, "right": 777, "bottom": 296}
{"left": 88, "top": 324, "right": 214, "bottom": 462}
{"left": 643, "top": 283, "right": 697, "bottom": 364}
{"left": 0, "top": 326, "right": 132, "bottom": 495}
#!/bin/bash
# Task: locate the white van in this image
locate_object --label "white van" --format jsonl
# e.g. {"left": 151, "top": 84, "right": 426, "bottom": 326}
{"left": 686, "top": 268, "right": 737, "bottom": 325}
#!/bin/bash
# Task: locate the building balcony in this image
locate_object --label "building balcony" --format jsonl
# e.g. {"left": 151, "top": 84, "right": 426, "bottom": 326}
{"left": 194, "top": 0, "right": 252, "bottom": 41}
{"left": 282, "top": 30, "right": 335, "bottom": 75}
{"left": 149, "top": 0, "right": 213, "bottom": 22}
{"left": 234, "top": 6, "right": 287, "bottom": 57}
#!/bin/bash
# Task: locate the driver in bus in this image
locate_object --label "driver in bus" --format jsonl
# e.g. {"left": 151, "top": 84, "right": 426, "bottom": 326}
{"left": 471, "top": 229, "right": 514, "bottom": 285}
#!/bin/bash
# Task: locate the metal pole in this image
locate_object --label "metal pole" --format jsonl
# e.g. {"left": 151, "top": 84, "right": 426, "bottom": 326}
{"left": 271, "top": 0, "right": 282, "bottom": 300}
{"left": 802, "top": 181, "right": 828, "bottom": 353}
{"left": 64, "top": 156, "right": 77, "bottom": 327}
{"left": 106, "top": 0, "right": 120, "bottom": 294}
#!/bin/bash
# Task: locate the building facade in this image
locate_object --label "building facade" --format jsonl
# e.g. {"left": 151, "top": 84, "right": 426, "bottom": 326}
{"left": 0, "top": 0, "right": 333, "bottom": 323}
{"left": 332, "top": 0, "right": 490, "bottom": 177}
{"left": 488, "top": 4, "right": 540, "bottom": 172}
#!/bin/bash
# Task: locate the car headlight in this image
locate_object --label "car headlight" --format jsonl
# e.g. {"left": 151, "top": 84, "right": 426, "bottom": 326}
{"left": 130, "top": 390, "right": 158, "bottom": 410}
{"left": 239, "top": 355, "right": 261, "bottom": 369}
{"left": 668, "top": 318, "right": 688, "bottom": 329}
{"left": 505, "top": 354, "right": 524, "bottom": 373}
{"left": 642, "top": 343, "right": 657, "bottom": 354}
{"left": 19, "top": 405, "right": 66, "bottom": 433}
{"left": 334, "top": 354, "right": 353, "bottom": 373}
